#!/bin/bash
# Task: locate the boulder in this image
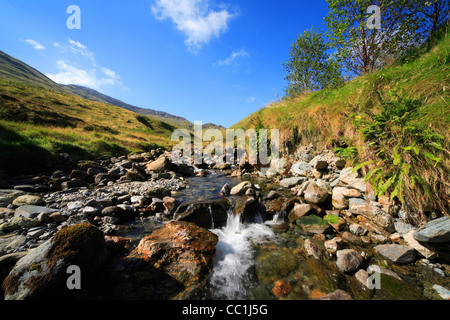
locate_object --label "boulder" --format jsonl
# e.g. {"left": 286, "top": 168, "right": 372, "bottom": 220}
{"left": 0, "top": 190, "right": 26, "bottom": 207}
{"left": 288, "top": 203, "right": 313, "bottom": 222}
{"left": 230, "top": 181, "right": 253, "bottom": 196}
{"left": 291, "top": 162, "right": 312, "bottom": 176}
{"left": 279, "top": 177, "right": 307, "bottom": 189}
{"left": 101, "top": 205, "right": 136, "bottom": 223}
{"left": 338, "top": 167, "right": 366, "bottom": 193}
{"left": 0, "top": 234, "right": 27, "bottom": 255}
{"left": 14, "top": 205, "right": 58, "bottom": 219}
{"left": 403, "top": 230, "right": 438, "bottom": 260}
{"left": 11, "top": 195, "right": 45, "bottom": 207}
{"left": 3, "top": 223, "right": 107, "bottom": 300}
{"left": 374, "top": 244, "right": 416, "bottom": 264}
{"left": 134, "top": 221, "right": 218, "bottom": 291}
{"left": 332, "top": 187, "right": 349, "bottom": 210}
{"left": 324, "top": 214, "right": 346, "bottom": 231}
{"left": 173, "top": 199, "right": 230, "bottom": 229}
{"left": 145, "top": 157, "right": 173, "bottom": 173}
{"left": 413, "top": 217, "right": 450, "bottom": 243}
{"left": 304, "top": 181, "right": 329, "bottom": 204}
{"left": 0, "top": 217, "right": 40, "bottom": 233}
{"left": 336, "top": 249, "right": 364, "bottom": 274}
{"left": 295, "top": 215, "right": 332, "bottom": 235}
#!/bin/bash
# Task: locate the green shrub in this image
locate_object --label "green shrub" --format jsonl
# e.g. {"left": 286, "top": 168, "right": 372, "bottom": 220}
{"left": 353, "top": 98, "right": 448, "bottom": 222}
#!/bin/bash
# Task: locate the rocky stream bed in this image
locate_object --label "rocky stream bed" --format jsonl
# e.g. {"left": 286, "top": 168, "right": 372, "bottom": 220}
{"left": 0, "top": 147, "right": 449, "bottom": 300}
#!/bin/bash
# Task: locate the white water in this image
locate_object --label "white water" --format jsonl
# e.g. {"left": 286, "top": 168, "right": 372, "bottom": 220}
{"left": 208, "top": 211, "right": 277, "bottom": 299}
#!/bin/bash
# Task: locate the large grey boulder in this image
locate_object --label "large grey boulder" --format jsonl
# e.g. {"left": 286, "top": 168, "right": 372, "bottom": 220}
{"left": 14, "top": 205, "right": 58, "bottom": 219}
{"left": 413, "top": 217, "right": 450, "bottom": 243}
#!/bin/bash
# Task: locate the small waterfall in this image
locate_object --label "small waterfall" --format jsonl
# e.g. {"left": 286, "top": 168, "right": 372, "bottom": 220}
{"left": 207, "top": 210, "right": 276, "bottom": 300}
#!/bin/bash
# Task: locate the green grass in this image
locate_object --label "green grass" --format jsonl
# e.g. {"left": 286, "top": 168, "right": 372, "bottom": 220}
{"left": 232, "top": 27, "right": 449, "bottom": 218}
{"left": 0, "top": 79, "right": 179, "bottom": 174}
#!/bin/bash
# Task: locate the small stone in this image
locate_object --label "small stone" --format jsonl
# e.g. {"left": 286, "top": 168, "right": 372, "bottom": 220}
{"left": 432, "top": 284, "right": 450, "bottom": 300}
{"left": 279, "top": 177, "right": 307, "bottom": 189}
{"left": 374, "top": 244, "right": 416, "bottom": 264}
{"left": 336, "top": 249, "right": 364, "bottom": 274}
{"left": 315, "top": 289, "right": 352, "bottom": 300}
{"left": 303, "top": 239, "right": 322, "bottom": 260}
{"left": 349, "top": 223, "right": 368, "bottom": 236}
{"left": 324, "top": 237, "right": 343, "bottom": 254}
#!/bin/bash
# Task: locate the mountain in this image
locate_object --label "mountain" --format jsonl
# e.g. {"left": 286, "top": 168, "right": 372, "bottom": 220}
{"left": 0, "top": 50, "right": 225, "bottom": 131}
{"left": 0, "top": 50, "right": 66, "bottom": 92}
{"left": 62, "top": 84, "right": 197, "bottom": 131}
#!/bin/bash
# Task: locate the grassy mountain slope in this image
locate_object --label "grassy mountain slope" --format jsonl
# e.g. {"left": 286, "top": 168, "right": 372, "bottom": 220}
{"left": 0, "top": 50, "right": 225, "bottom": 132}
{"left": 0, "top": 79, "right": 178, "bottom": 173}
{"left": 62, "top": 84, "right": 198, "bottom": 131}
{"left": 0, "top": 51, "right": 66, "bottom": 92}
{"left": 232, "top": 32, "right": 449, "bottom": 152}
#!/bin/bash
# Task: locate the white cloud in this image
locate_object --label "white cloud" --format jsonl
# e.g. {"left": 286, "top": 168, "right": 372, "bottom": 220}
{"left": 215, "top": 49, "right": 249, "bottom": 66}
{"left": 48, "top": 39, "right": 123, "bottom": 91}
{"left": 25, "top": 39, "right": 45, "bottom": 50}
{"left": 151, "top": 0, "right": 236, "bottom": 51}
{"left": 246, "top": 96, "right": 255, "bottom": 103}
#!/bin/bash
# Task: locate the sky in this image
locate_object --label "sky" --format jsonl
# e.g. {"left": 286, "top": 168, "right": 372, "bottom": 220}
{"left": 0, "top": 0, "right": 330, "bottom": 128}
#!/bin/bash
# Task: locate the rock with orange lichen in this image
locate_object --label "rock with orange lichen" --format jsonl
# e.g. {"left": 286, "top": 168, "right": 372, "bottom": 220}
{"left": 272, "top": 279, "right": 293, "bottom": 297}
{"left": 131, "top": 221, "right": 219, "bottom": 297}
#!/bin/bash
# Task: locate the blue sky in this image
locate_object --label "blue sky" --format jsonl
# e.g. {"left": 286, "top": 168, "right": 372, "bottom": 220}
{"left": 0, "top": 0, "right": 329, "bottom": 128}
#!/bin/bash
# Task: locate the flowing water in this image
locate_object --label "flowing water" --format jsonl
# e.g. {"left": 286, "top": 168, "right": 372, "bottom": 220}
{"left": 128, "top": 171, "right": 441, "bottom": 300}
{"left": 206, "top": 211, "right": 278, "bottom": 299}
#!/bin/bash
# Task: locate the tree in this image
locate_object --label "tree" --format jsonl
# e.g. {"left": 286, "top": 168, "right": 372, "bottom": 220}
{"left": 282, "top": 27, "right": 342, "bottom": 97}
{"left": 324, "top": 0, "right": 446, "bottom": 77}
{"left": 420, "top": 0, "right": 449, "bottom": 39}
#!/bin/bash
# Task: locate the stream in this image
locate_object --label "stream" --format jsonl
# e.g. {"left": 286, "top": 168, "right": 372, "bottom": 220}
{"left": 126, "top": 170, "right": 446, "bottom": 300}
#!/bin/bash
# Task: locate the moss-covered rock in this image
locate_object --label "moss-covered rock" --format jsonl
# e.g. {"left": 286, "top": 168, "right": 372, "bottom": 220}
{"left": 3, "top": 223, "right": 107, "bottom": 300}
{"left": 295, "top": 215, "right": 332, "bottom": 235}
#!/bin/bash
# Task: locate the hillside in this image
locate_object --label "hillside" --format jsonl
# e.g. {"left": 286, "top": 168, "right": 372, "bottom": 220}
{"left": 233, "top": 31, "right": 449, "bottom": 151}
{"left": 0, "top": 51, "right": 224, "bottom": 132}
{"left": 0, "top": 50, "right": 66, "bottom": 92}
{"left": 62, "top": 84, "right": 197, "bottom": 131}
{"left": 0, "top": 78, "right": 178, "bottom": 173}
{"left": 232, "top": 29, "right": 449, "bottom": 218}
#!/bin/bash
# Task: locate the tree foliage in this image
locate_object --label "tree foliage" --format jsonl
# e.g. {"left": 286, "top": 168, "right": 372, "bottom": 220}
{"left": 325, "top": 0, "right": 449, "bottom": 77}
{"left": 282, "top": 27, "right": 342, "bottom": 97}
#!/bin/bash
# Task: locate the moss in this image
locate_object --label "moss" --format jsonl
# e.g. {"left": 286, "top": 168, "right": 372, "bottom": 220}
{"left": 296, "top": 215, "right": 329, "bottom": 226}
{"left": 324, "top": 214, "right": 341, "bottom": 224}
{"left": 46, "top": 223, "right": 107, "bottom": 272}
